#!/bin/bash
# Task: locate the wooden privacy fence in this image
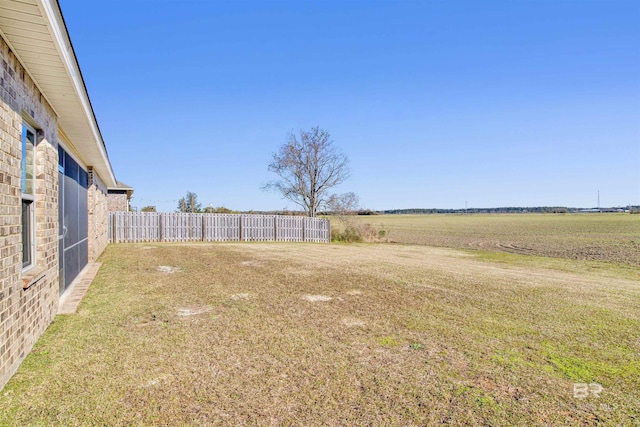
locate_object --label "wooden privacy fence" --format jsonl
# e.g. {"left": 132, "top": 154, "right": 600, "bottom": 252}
{"left": 108, "top": 212, "right": 330, "bottom": 243}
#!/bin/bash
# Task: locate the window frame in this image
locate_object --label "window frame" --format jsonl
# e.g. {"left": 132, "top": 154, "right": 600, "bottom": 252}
{"left": 21, "top": 121, "right": 37, "bottom": 271}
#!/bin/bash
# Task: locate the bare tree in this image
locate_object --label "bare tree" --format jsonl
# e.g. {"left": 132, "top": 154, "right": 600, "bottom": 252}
{"left": 327, "top": 191, "right": 386, "bottom": 242}
{"left": 327, "top": 192, "right": 361, "bottom": 241}
{"left": 327, "top": 192, "right": 359, "bottom": 214}
{"left": 264, "top": 127, "right": 350, "bottom": 217}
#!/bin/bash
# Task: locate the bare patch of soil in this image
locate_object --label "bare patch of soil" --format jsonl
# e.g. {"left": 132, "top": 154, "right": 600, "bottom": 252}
{"left": 302, "top": 294, "right": 333, "bottom": 302}
{"left": 240, "top": 260, "right": 266, "bottom": 267}
{"left": 177, "top": 306, "right": 213, "bottom": 317}
{"left": 341, "top": 318, "right": 366, "bottom": 327}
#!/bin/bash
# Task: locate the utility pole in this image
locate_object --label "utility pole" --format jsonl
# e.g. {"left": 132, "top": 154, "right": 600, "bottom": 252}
{"left": 598, "top": 190, "right": 600, "bottom": 211}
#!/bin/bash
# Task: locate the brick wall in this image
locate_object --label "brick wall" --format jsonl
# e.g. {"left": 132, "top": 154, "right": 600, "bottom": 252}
{"left": 0, "top": 35, "right": 59, "bottom": 390}
{"left": 108, "top": 191, "right": 128, "bottom": 212}
{"left": 88, "top": 168, "right": 108, "bottom": 262}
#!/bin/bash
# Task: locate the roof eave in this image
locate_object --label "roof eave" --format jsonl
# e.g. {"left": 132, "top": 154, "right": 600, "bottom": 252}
{"left": 38, "top": 0, "right": 117, "bottom": 187}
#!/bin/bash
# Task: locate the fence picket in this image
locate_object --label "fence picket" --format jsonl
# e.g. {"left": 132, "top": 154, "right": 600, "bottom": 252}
{"left": 108, "top": 212, "right": 329, "bottom": 244}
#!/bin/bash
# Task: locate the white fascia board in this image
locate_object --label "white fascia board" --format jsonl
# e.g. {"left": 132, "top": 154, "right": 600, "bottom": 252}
{"left": 0, "top": 27, "right": 60, "bottom": 118}
{"left": 37, "top": 0, "right": 117, "bottom": 187}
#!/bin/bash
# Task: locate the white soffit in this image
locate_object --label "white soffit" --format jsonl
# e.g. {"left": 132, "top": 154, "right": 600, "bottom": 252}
{"left": 0, "top": 0, "right": 117, "bottom": 187}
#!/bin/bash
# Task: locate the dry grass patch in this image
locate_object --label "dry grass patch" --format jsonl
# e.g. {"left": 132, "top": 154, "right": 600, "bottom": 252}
{"left": 0, "top": 242, "right": 638, "bottom": 425}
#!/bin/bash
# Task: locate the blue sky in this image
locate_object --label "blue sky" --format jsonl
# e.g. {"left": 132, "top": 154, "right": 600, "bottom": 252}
{"left": 61, "top": 0, "right": 639, "bottom": 211}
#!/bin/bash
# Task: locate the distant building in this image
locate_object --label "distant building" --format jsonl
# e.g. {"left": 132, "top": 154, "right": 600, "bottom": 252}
{"left": 108, "top": 181, "right": 134, "bottom": 211}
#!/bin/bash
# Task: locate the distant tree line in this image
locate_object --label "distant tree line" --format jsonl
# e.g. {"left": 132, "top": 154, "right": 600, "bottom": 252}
{"left": 383, "top": 206, "right": 639, "bottom": 214}
{"left": 174, "top": 191, "right": 235, "bottom": 213}
{"left": 139, "top": 204, "right": 639, "bottom": 215}
{"left": 139, "top": 192, "right": 639, "bottom": 216}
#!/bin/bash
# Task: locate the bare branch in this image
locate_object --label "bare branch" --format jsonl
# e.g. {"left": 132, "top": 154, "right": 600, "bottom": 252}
{"left": 263, "top": 127, "right": 350, "bottom": 217}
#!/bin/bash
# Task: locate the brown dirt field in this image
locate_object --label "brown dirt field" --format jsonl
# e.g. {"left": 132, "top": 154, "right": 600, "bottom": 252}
{"left": 349, "top": 213, "right": 640, "bottom": 265}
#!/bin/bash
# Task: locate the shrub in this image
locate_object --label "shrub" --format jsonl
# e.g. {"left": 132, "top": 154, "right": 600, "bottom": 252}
{"left": 331, "top": 225, "right": 363, "bottom": 243}
{"left": 331, "top": 222, "right": 389, "bottom": 243}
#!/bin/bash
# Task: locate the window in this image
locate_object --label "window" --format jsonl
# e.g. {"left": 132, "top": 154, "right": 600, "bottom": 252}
{"left": 21, "top": 123, "right": 36, "bottom": 269}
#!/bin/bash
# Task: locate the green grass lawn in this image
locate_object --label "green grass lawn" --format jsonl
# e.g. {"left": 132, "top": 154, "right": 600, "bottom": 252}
{"left": 1, "top": 241, "right": 638, "bottom": 426}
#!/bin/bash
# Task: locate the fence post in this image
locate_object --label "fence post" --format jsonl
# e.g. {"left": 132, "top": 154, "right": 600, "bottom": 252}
{"left": 274, "top": 216, "right": 277, "bottom": 241}
{"left": 302, "top": 217, "right": 305, "bottom": 242}
{"left": 239, "top": 215, "right": 243, "bottom": 241}
{"left": 124, "top": 212, "right": 128, "bottom": 242}
{"left": 110, "top": 212, "right": 115, "bottom": 243}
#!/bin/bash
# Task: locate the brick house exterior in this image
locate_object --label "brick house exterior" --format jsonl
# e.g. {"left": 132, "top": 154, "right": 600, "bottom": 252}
{"left": 108, "top": 181, "right": 133, "bottom": 212}
{"left": 88, "top": 168, "right": 110, "bottom": 262}
{"left": 0, "top": 0, "right": 127, "bottom": 390}
{"left": 107, "top": 190, "right": 128, "bottom": 211}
